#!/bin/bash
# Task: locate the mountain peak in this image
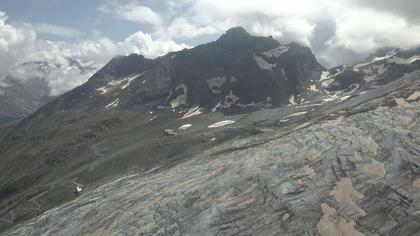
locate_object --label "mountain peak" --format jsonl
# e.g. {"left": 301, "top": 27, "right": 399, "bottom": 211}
{"left": 224, "top": 26, "right": 249, "bottom": 37}
{"left": 216, "top": 26, "right": 253, "bottom": 49}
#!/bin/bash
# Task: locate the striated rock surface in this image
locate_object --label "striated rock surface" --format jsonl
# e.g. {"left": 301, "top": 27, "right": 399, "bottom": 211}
{"left": 3, "top": 69, "right": 420, "bottom": 235}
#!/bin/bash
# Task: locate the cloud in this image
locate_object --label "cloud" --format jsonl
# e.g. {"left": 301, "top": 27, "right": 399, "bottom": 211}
{"left": 161, "top": 0, "right": 337, "bottom": 47}
{"left": 0, "top": 10, "right": 188, "bottom": 96}
{"left": 166, "top": 17, "right": 218, "bottom": 39}
{"left": 328, "top": 8, "right": 420, "bottom": 52}
{"left": 0, "top": 11, "right": 37, "bottom": 79}
{"left": 117, "top": 31, "right": 189, "bottom": 58}
{"left": 352, "top": 0, "right": 420, "bottom": 23}
{"left": 0, "top": 11, "right": 7, "bottom": 23}
{"left": 99, "top": 3, "right": 163, "bottom": 27}
{"left": 161, "top": 0, "right": 420, "bottom": 67}
{"left": 32, "top": 23, "right": 82, "bottom": 38}
{"left": 46, "top": 61, "right": 96, "bottom": 96}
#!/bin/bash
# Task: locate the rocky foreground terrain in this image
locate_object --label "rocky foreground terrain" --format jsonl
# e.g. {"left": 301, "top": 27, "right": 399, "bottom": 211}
{"left": 1, "top": 28, "right": 420, "bottom": 235}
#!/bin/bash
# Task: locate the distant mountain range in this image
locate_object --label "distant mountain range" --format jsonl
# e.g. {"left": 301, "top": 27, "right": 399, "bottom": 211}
{"left": 323, "top": 47, "right": 420, "bottom": 91}
{"left": 0, "top": 58, "right": 96, "bottom": 124}
{"left": 1, "top": 27, "right": 420, "bottom": 235}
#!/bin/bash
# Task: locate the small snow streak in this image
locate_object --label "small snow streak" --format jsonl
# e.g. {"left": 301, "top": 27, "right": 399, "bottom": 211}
{"left": 178, "top": 124, "right": 192, "bottom": 130}
{"left": 208, "top": 120, "right": 236, "bottom": 128}
{"left": 105, "top": 98, "right": 120, "bottom": 109}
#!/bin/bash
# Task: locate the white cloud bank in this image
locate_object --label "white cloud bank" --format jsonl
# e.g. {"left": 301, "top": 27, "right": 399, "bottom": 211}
{"left": 0, "top": 10, "right": 188, "bottom": 96}
{"left": 102, "top": 0, "right": 420, "bottom": 66}
{"left": 176, "top": 0, "right": 420, "bottom": 66}
{"left": 328, "top": 8, "right": 420, "bottom": 52}
{"left": 98, "top": 3, "right": 163, "bottom": 27}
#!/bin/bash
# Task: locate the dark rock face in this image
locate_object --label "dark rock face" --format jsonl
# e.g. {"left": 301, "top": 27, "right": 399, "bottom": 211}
{"left": 54, "top": 27, "right": 324, "bottom": 113}
{"left": 167, "top": 32, "right": 280, "bottom": 108}
{"left": 165, "top": 29, "right": 324, "bottom": 108}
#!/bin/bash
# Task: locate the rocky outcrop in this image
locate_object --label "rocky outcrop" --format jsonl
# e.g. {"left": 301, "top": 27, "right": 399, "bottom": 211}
{"left": 323, "top": 47, "right": 420, "bottom": 91}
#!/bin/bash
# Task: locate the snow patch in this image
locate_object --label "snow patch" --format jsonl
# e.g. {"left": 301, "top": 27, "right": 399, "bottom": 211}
{"left": 388, "top": 55, "right": 420, "bottom": 65}
{"left": 182, "top": 106, "right": 203, "bottom": 119}
{"left": 281, "top": 69, "right": 287, "bottom": 80}
{"left": 261, "top": 46, "right": 289, "bottom": 58}
{"left": 320, "top": 71, "right": 331, "bottom": 81}
{"left": 96, "top": 86, "right": 110, "bottom": 94}
{"left": 105, "top": 98, "right": 120, "bottom": 109}
{"left": 96, "top": 73, "right": 144, "bottom": 94}
{"left": 323, "top": 97, "right": 335, "bottom": 102}
{"left": 178, "top": 124, "right": 192, "bottom": 130}
{"left": 394, "top": 97, "right": 410, "bottom": 107}
{"left": 288, "top": 95, "right": 297, "bottom": 105}
{"left": 121, "top": 74, "right": 143, "bottom": 89}
{"left": 283, "top": 111, "right": 307, "bottom": 119}
{"left": 407, "top": 91, "right": 420, "bottom": 101}
{"left": 208, "top": 120, "right": 236, "bottom": 128}
{"left": 322, "top": 93, "right": 351, "bottom": 103}
{"left": 212, "top": 102, "right": 222, "bottom": 112}
{"left": 338, "top": 95, "right": 350, "bottom": 102}
{"left": 309, "top": 85, "right": 318, "bottom": 91}
{"left": 206, "top": 76, "right": 226, "bottom": 94}
{"left": 320, "top": 71, "right": 337, "bottom": 87}
{"left": 254, "top": 55, "right": 276, "bottom": 71}
{"left": 295, "top": 103, "right": 322, "bottom": 109}
{"left": 354, "top": 50, "right": 397, "bottom": 69}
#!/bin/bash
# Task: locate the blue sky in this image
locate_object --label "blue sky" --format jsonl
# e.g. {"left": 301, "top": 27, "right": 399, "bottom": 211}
{"left": 1, "top": 0, "right": 420, "bottom": 94}
{"left": 0, "top": 0, "right": 219, "bottom": 45}
{"left": 0, "top": 0, "right": 159, "bottom": 41}
{"left": 1, "top": 0, "right": 420, "bottom": 65}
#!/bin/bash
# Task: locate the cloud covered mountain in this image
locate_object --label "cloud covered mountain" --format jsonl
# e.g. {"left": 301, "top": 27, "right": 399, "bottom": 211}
{"left": 0, "top": 58, "right": 97, "bottom": 124}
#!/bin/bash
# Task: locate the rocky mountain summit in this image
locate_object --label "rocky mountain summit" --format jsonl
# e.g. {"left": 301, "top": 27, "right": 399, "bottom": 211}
{"left": 1, "top": 28, "right": 420, "bottom": 235}
{"left": 45, "top": 27, "right": 323, "bottom": 116}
